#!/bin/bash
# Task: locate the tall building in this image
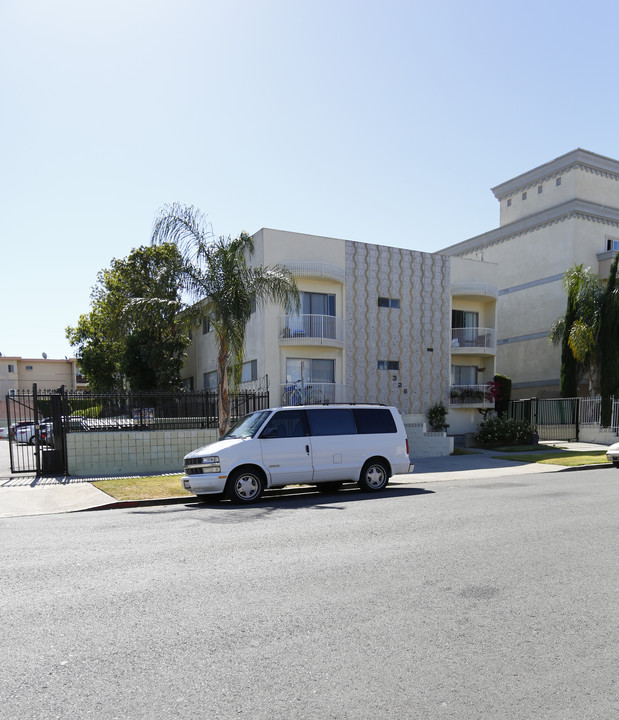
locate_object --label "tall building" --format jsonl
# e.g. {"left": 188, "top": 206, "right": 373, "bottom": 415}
{"left": 182, "top": 228, "right": 498, "bottom": 438}
{"left": 440, "top": 148, "right": 619, "bottom": 399}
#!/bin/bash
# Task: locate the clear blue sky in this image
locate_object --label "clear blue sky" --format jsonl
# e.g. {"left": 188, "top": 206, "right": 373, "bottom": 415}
{"left": 2, "top": 0, "right": 619, "bottom": 360}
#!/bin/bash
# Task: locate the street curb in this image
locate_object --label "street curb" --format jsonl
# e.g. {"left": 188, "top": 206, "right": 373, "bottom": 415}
{"left": 80, "top": 496, "right": 200, "bottom": 512}
{"left": 77, "top": 461, "right": 615, "bottom": 512}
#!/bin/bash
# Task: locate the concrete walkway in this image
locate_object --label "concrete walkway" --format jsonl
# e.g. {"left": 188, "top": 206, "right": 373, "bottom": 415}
{"left": 0, "top": 439, "right": 613, "bottom": 519}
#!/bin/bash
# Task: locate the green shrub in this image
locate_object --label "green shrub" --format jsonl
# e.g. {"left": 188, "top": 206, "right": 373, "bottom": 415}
{"left": 427, "top": 402, "right": 449, "bottom": 432}
{"left": 474, "top": 416, "right": 535, "bottom": 447}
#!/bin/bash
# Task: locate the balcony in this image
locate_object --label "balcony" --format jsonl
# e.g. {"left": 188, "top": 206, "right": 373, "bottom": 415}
{"left": 279, "top": 382, "right": 346, "bottom": 406}
{"left": 450, "top": 384, "right": 494, "bottom": 408}
{"left": 451, "top": 327, "right": 496, "bottom": 354}
{"left": 279, "top": 315, "right": 344, "bottom": 347}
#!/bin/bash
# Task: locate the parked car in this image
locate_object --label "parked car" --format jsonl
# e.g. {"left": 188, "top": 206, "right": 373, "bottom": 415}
{"left": 0, "top": 427, "right": 9, "bottom": 440}
{"left": 606, "top": 442, "right": 619, "bottom": 467}
{"left": 9, "top": 420, "right": 35, "bottom": 440}
{"left": 182, "top": 404, "right": 414, "bottom": 504}
{"left": 13, "top": 421, "right": 53, "bottom": 446}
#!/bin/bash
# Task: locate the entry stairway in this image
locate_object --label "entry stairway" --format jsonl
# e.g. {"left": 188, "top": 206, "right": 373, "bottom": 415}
{"left": 402, "top": 414, "right": 453, "bottom": 459}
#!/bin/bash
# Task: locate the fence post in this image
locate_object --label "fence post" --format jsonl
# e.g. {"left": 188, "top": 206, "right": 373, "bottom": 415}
{"left": 32, "top": 383, "right": 41, "bottom": 477}
{"left": 575, "top": 397, "right": 580, "bottom": 441}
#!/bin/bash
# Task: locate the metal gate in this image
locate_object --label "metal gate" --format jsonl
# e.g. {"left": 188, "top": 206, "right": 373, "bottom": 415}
{"left": 6, "top": 384, "right": 67, "bottom": 475}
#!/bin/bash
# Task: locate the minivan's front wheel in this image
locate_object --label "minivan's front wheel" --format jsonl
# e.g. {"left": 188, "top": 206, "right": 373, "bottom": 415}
{"left": 358, "top": 459, "right": 390, "bottom": 492}
{"left": 226, "top": 468, "right": 265, "bottom": 504}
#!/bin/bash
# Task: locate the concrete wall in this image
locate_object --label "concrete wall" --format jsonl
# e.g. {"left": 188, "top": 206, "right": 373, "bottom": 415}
{"left": 66, "top": 429, "right": 219, "bottom": 477}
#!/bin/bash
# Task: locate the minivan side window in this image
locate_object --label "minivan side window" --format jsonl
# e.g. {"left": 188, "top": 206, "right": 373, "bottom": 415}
{"left": 307, "top": 408, "right": 357, "bottom": 436}
{"left": 261, "top": 410, "right": 308, "bottom": 438}
{"left": 353, "top": 408, "right": 397, "bottom": 434}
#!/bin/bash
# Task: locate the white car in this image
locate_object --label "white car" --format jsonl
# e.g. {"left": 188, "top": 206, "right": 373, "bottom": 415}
{"left": 606, "top": 442, "right": 619, "bottom": 468}
{"left": 14, "top": 422, "right": 52, "bottom": 446}
{"left": 0, "top": 427, "right": 9, "bottom": 440}
{"left": 182, "top": 404, "right": 413, "bottom": 503}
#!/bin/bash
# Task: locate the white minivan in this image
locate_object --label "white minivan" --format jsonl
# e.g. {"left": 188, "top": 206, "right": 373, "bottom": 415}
{"left": 182, "top": 404, "right": 413, "bottom": 503}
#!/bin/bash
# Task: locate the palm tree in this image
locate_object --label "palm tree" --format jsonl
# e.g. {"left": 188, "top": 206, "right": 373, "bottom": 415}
{"left": 152, "top": 203, "right": 299, "bottom": 437}
{"left": 549, "top": 264, "right": 604, "bottom": 395}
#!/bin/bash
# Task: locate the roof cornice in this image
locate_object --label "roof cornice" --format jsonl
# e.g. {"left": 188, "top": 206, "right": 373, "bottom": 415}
{"left": 491, "top": 148, "right": 619, "bottom": 199}
{"left": 437, "top": 199, "right": 619, "bottom": 256}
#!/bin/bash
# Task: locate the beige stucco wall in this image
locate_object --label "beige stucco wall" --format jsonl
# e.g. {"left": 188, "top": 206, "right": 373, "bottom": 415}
{"left": 498, "top": 160, "right": 619, "bottom": 226}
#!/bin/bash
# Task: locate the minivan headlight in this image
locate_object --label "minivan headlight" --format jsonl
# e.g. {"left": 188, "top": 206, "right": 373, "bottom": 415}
{"left": 184, "top": 455, "right": 221, "bottom": 474}
{"left": 200, "top": 455, "right": 221, "bottom": 473}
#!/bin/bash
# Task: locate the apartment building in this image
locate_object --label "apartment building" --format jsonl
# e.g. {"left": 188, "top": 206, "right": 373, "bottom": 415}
{"left": 0, "top": 356, "right": 81, "bottom": 425}
{"left": 182, "top": 229, "right": 498, "bottom": 437}
{"left": 440, "top": 148, "right": 619, "bottom": 399}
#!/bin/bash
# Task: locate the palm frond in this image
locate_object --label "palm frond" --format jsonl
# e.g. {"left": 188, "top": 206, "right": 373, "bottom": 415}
{"left": 151, "top": 203, "right": 215, "bottom": 265}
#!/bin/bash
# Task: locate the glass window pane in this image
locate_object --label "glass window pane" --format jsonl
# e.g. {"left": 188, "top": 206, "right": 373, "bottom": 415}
{"left": 261, "top": 410, "right": 308, "bottom": 438}
{"left": 353, "top": 408, "right": 396, "bottom": 434}
{"left": 307, "top": 409, "right": 356, "bottom": 436}
{"left": 309, "top": 359, "right": 334, "bottom": 383}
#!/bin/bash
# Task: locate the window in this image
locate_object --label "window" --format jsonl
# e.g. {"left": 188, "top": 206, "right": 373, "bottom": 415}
{"left": 522, "top": 191, "right": 527, "bottom": 201}
{"left": 183, "top": 377, "right": 194, "bottom": 391}
{"left": 204, "top": 370, "right": 217, "bottom": 390}
{"left": 241, "top": 359, "right": 257, "bottom": 383}
{"left": 452, "top": 310, "right": 479, "bottom": 329}
{"left": 378, "top": 297, "right": 400, "bottom": 309}
{"left": 8, "top": 364, "right": 15, "bottom": 373}
{"left": 451, "top": 365, "right": 478, "bottom": 385}
{"left": 378, "top": 360, "right": 399, "bottom": 371}
{"left": 307, "top": 408, "right": 357, "bottom": 436}
{"left": 301, "top": 291, "right": 335, "bottom": 316}
{"left": 250, "top": 295, "right": 256, "bottom": 314}
{"left": 556, "top": 177, "right": 562, "bottom": 187}
{"left": 202, "top": 318, "right": 211, "bottom": 334}
{"left": 506, "top": 198, "right": 512, "bottom": 207}
{"left": 261, "top": 410, "right": 308, "bottom": 439}
{"left": 353, "top": 408, "right": 397, "bottom": 434}
{"left": 538, "top": 185, "right": 543, "bottom": 194}
{"left": 607, "top": 238, "right": 619, "bottom": 252}
{"left": 286, "top": 358, "right": 335, "bottom": 384}
{"left": 25, "top": 365, "right": 33, "bottom": 370}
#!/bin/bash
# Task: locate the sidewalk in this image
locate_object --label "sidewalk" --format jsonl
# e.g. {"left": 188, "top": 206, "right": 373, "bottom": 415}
{"left": 0, "top": 440, "right": 613, "bottom": 519}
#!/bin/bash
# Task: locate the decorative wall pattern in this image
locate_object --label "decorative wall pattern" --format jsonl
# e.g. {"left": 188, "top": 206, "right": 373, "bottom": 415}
{"left": 345, "top": 242, "right": 450, "bottom": 414}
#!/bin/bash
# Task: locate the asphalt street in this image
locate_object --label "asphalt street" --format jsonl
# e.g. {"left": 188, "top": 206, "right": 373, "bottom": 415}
{"left": 1, "top": 468, "right": 617, "bottom": 719}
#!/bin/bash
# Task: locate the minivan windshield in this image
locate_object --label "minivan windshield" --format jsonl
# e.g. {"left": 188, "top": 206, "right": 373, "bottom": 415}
{"left": 224, "top": 410, "right": 271, "bottom": 439}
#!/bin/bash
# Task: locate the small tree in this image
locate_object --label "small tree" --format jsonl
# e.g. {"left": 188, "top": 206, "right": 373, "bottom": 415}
{"left": 427, "top": 402, "right": 448, "bottom": 432}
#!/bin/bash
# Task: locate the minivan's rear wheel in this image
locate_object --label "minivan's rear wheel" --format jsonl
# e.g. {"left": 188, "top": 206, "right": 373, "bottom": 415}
{"left": 358, "top": 459, "right": 390, "bottom": 492}
{"left": 225, "top": 468, "right": 264, "bottom": 504}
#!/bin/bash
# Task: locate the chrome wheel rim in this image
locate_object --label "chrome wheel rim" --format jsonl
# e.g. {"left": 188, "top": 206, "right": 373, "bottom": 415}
{"left": 235, "top": 474, "right": 260, "bottom": 500}
{"left": 365, "top": 464, "right": 386, "bottom": 489}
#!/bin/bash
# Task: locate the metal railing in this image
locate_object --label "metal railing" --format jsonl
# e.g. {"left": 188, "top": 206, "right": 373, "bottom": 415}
{"left": 451, "top": 327, "right": 496, "bottom": 351}
{"left": 279, "top": 314, "right": 344, "bottom": 344}
{"left": 280, "top": 382, "right": 345, "bottom": 406}
{"left": 449, "top": 384, "right": 494, "bottom": 407}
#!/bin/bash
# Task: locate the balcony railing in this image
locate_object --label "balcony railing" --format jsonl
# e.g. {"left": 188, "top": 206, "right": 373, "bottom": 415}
{"left": 280, "top": 382, "right": 346, "bottom": 406}
{"left": 451, "top": 327, "right": 496, "bottom": 352}
{"left": 450, "top": 384, "right": 494, "bottom": 407}
{"left": 279, "top": 314, "right": 344, "bottom": 345}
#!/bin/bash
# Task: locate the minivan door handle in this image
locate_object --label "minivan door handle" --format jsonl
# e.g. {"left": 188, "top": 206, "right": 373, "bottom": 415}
{"left": 305, "top": 444, "right": 310, "bottom": 455}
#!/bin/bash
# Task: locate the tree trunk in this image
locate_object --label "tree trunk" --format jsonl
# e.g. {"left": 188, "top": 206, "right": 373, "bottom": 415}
{"left": 217, "top": 343, "right": 230, "bottom": 439}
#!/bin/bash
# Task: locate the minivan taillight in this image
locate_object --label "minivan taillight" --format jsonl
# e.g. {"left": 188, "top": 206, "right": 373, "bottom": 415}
{"left": 406, "top": 439, "right": 409, "bottom": 455}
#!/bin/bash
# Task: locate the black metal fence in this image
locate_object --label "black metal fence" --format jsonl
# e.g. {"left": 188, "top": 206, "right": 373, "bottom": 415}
{"left": 6, "top": 386, "right": 270, "bottom": 475}
{"left": 509, "top": 397, "right": 579, "bottom": 440}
